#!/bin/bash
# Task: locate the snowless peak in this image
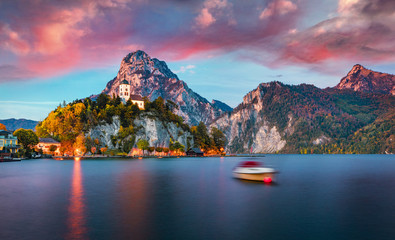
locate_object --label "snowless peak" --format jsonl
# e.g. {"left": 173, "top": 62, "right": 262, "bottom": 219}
{"left": 336, "top": 64, "right": 395, "bottom": 95}
{"left": 353, "top": 64, "right": 364, "bottom": 69}
{"left": 349, "top": 64, "right": 365, "bottom": 74}
{"left": 123, "top": 50, "right": 151, "bottom": 63}
{"left": 100, "top": 50, "right": 229, "bottom": 125}
{"left": 258, "top": 81, "right": 284, "bottom": 89}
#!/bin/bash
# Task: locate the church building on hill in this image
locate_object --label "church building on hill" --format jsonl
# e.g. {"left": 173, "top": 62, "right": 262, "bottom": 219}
{"left": 119, "top": 79, "right": 145, "bottom": 109}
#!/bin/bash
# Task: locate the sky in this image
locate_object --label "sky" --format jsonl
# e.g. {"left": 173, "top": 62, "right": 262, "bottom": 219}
{"left": 0, "top": 0, "right": 394, "bottom": 121}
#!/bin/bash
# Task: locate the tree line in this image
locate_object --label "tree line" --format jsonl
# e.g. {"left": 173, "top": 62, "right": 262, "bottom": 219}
{"left": 31, "top": 94, "right": 226, "bottom": 156}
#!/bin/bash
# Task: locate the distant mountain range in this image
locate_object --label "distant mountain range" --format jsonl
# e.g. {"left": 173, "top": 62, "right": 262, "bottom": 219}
{"left": 0, "top": 118, "right": 38, "bottom": 131}
{"left": 36, "top": 50, "right": 395, "bottom": 154}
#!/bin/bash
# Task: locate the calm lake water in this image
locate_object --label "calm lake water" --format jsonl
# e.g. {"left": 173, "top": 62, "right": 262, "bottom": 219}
{"left": 1, "top": 155, "right": 395, "bottom": 240}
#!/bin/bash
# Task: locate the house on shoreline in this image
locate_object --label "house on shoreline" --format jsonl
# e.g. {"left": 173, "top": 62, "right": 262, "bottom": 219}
{"left": 186, "top": 148, "right": 204, "bottom": 157}
{"left": 0, "top": 130, "right": 20, "bottom": 154}
{"left": 36, "top": 138, "right": 61, "bottom": 155}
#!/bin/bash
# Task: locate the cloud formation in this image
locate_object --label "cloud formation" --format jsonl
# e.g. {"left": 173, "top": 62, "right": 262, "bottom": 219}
{"left": 260, "top": 0, "right": 297, "bottom": 19}
{"left": 173, "top": 65, "right": 196, "bottom": 74}
{"left": 0, "top": 0, "right": 394, "bottom": 82}
{"left": 278, "top": 0, "right": 395, "bottom": 67}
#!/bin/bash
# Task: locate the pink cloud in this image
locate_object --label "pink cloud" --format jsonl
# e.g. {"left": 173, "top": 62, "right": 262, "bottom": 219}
{"left": 0, "top": 0, "right": 394, "bottom": 82}
{"left": 0, "top": 25, "right": 30, "bottom": 55}
{"left": 260, "top": 0, "right": 298, "bottom": 19}
{"left": 195, "top": 0, "right": 235, "bottom": 28}
{"left": 0, "top": 0, "right": 140, "bottom": 80}
{"left": 276, "top": 0, "right": 395, "bottom": 68}
{"left": 196, "top": 8, "right": 216, "bottom": 28}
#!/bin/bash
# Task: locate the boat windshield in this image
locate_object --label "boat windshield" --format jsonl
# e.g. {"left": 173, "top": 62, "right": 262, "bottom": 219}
{"left": 238, "top": 161, "right": 262, "bottom": 168}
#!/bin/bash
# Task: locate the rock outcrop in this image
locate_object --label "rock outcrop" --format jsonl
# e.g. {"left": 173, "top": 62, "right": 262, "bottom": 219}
{"left": 335, "top": 64, "right": 395, "bottom": 95}
{"left": 100, "top": 50, "right": 232, "bottom": 125}
{"left": 87, "top": 114, "right": 193, "bottom": 149}
{"left": 210, "top": 82, "right": 291, "bottom": 153}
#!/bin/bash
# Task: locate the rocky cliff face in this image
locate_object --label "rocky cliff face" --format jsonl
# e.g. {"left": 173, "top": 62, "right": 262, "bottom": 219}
{"left": 335, "top": 64, "right": 395, "bottom": 95}
{"left": 210, "top": 81, "right": 370, "bottom": 154}
{"left": 210, "top": 82, "right": 292, "bottom": 153}
{"left": 101, "top": 50, "right": 232, "bottom": 125}
{"left": 87, "top": 114, "right": 193, "bottom": 149}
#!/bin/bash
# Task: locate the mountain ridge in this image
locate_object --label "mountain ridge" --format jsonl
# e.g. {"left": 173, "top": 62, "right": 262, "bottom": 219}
{"left": 211, "top": 77, "right": 394, "bottom": 153}
{"left": 99, "top": 50, "right": 233, "bottom": 125}
{"left": 0, "top": 118, "right": 38, "bottom": 131}
{"left": 335, "top": 64, "right": 395, "bottom": 95}
{"left": 35, "top": 51, "right": 394, "bottom": 154}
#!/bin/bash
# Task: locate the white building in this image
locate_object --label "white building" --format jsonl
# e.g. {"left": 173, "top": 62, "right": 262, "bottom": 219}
{"left": 119, "top": 79, "right": 131, "bottom": 102}
{"left": 119, "top": 79, "right": 145, "bottom": 109}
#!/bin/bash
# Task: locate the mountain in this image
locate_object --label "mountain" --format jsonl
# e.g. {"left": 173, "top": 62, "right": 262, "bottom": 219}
{"left": 335, "top": 64, "right": 395, "bottom": 95}
{"left": 212, "top": 99, "right": 233, "bottom": 112}
{"left": 0, "top": 118, "right": 38, "bottom": 131}
{"left": 37, "top": 52, "right": 393, "bottom": 154}
{"left": 210, "top": 70, "right": 394, "bottom": 154}
{"left": 211, "top": 82, "right": 352, "bottom": 153}
{"left": 100, "top": 50, "right": 232, "bottom": 125}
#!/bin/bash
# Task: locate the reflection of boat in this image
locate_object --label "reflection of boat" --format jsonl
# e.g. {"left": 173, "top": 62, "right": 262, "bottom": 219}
{"left": 233, "top": 161, "right": 277, "bottom": 183}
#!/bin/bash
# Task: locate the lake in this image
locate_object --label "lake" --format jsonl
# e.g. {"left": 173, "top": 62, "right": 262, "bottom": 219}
{"left": 1, "top": 155, "right": 395, "bottom": 240}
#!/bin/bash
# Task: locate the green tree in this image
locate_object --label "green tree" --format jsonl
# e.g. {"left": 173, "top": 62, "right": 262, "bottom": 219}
{"left": 122, "top": 138, "right": 135, "bottom": 154}
{"left": 173, "top": 141, "right": 185, "bottom": 153}
{"left": 192, "top": 122, "right": 211, "bottom": 151}
{"left": 13, "top": 129, "right": 39, "bottom": 150}
{"left": 96, "top": 93, "right": 110, "bottom": 109}
{"left": 137, "top": 139, "right": 149, "bottom": 154}
{"left": 148, "top": 147, "right": 155, "bottom": 154}
{"left": 155, "top": 147, "right": 163, "bottom": 153}
{"left": 211, "top": 127, "right": 226, "bottom": 151}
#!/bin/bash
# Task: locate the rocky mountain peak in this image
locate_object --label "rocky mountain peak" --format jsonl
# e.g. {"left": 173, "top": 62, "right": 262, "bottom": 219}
{"left": 123, "top": 50, "right": 150, "bottom": 63}
{"left": 100, "top": 50, "right": 232, "bottom": 125}
{"left": 241, "top": 81, "right": 285, "bottom": 105}
{"left": 119, "top": 50, "right": 178, "bottom": 80}
{"left": 350, "top": 64, "right": 364, "bottom": 72}
{"left": 335, "top": 64, "right": 395, "bottom": 95}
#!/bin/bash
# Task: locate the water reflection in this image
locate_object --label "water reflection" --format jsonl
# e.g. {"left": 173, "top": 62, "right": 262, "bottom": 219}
{"left": 117, "top": 162, "right": 150, "bottom": 239}
{"left": 66, "top": 160, "right": 87, "bottom": 239}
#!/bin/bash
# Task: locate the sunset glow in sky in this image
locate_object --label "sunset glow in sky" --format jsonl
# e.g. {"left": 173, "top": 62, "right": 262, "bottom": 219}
{"left": 1, "top": 0, "right": 394, "bottom": 120}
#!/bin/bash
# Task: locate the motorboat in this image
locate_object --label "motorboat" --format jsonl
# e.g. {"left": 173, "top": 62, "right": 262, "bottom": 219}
{"left": 233, "top": 161, "right": 278, "bottom": 183}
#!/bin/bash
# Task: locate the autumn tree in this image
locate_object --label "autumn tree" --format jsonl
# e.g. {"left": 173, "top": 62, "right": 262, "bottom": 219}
{"left": 91, "top": 147, "right": 96, "bottom": 154}
{"left": 100, "top": 147, "right": 108, "bottom": 155}
{"left": 49, "top": 145, "right": 58, "bottom": 155}
{"left": 0, "top": 123, "right": 6, "bottom": 131}
{"left": 73, "top": 134, "right": 86, "bottom": 155}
